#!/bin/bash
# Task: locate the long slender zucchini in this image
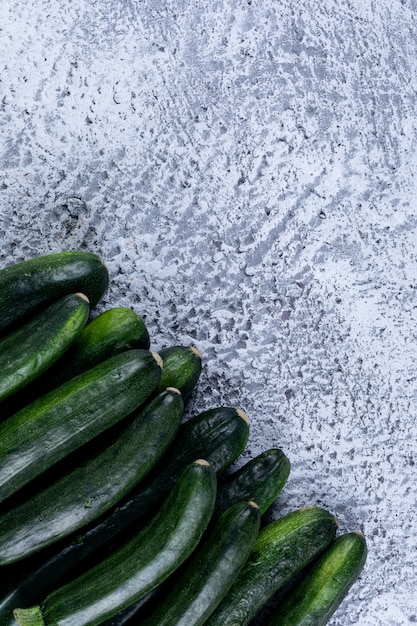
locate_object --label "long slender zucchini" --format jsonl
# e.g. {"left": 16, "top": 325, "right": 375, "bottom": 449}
{"left": 266, "top": 532, "right": 368, "bottom": 626}
{"left": 1, "top": 307, "right": 151, "bottom": 418}
{"left": 0, "top": 349, "right": 162, "bottom": 504}
{"left": 0, "top": 388, "right": 183, "bottom": 565}
{"left": 205, "top": 506, "right": 338, "bottom": 626}
{"left": 0, "top": 251, "right": 109, "bottom": 336}
{"left": 13, "top": 460, "right": 217, "bottom": 626}
{"left": 215, "top": 448, "right": 291, "bottom": 518}
{"left": 0, "top": 406, "right": 249, "bottom": 622}
{"left": 0, "top": 293, "right": 90, "bottom": 404}
{"left": 142, "top": 500, "right": 261, "bottom": 626}
{"left": 156, "top": 345, "right": 202, "bottom": 400}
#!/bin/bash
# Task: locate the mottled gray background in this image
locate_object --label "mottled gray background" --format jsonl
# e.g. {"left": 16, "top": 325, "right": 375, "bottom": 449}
{"left": 1, "top": 1, "right": 417, "bottom": 624}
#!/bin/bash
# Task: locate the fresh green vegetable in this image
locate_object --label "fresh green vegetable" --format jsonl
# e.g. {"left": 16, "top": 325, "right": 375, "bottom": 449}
{"left": 156, "top": 345, "right": 202, "bottom": 401}
{"left": 142, "top": 500, "right": 261, "bottom": 626}
{"left": 0, "top": 406, "right": 249, "bottom": 621}
{"left": 0, "top": 251, "right": 109, "bottom": 336}
{"left": 56, "top": 306, "right": 151, "bottom": 375}
{"left": 205, "top": 506, "right": 338, "bottom": 626}
{"left": 1, "top": 307, "right": 151, "bottom": 418}
{"left": 13, "top": 460, "right": 217, "bottom": 626}
{"left": 0, "top": 388, "right": 183, "bottom": 565}
{"left": 266, "top": 531, "right": 367, "bottom": 626}
{"left": 215, "top": 448, "right": 291, "bottom": 518}
{"left": 0, "top": 349, "right": 162, "bottom": 504}
{"left": 0, "top": 293, "right": 90, "bottom": 404}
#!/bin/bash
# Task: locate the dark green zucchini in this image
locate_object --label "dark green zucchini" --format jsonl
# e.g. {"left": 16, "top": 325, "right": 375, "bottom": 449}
{"left": 215, "top": 448, "right": 291, "bottom": 518}
{"left": 0, "top": 251, "right": 109, "bottom": 336}
{"left": 266, "top": 532, "right": 368, "bottom": 626}
{"left": 1, "top": 307, "right": 151, "bottom": 418}
{"left": 0, "top": 405, "right": 249, "bottom": 623}
{"left": 13, "top": 460, "right": 217, "bottom": 626}
{"left": 142, "top": 500, "right": 261, "bottom": 626}
{"left": 0, "top": 349, "right": 162, "bottom": 504}
{"left": 205, "top": 506, "right": 338, "bottom": 626}
{"left": 0, "top": 293, "right": 90, "bottom": 404}
{"left": 57, "top": 307, "right": 151, "bottom": 376}
{"left": 0, "top": 388, "right": 183, "bottom": 565}
{"left": 156, "top": 345, "right": 202, "bottom": 400}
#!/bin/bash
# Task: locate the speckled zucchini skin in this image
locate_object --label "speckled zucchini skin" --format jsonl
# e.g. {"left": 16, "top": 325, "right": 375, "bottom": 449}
{"left": 0, "top": 293, "right": 90, "bottom": 403}
{"left": 142, "top": 500, "right": 261, "bottom": 626}
{"left": 0, "top": 388, "right": 183, "bottom": 565}
{"left": 205, "top": 506, "right": 338, "bottom": 626}
{"left": 1, "top": 307, "right": 151, "bottom": 418}
{"left": 0, "top": 349, "right": 161, "bottom": 504}
{"left": 0, "top": 251, "right": 109, "bottom": 336}
{"left": 266, "top": 532, "right": 367, "bottom": 626}
{"left": 13, "top": 460, "right": 217, "bottom": 626}
{"left": 215, "top": 448, "right": 291, "bottom": 518}
{"left": 0, "top": 405, "right": 248, "bottom": 623}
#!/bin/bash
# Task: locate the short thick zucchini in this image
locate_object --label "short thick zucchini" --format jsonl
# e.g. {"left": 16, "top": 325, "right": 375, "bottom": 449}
{"left": 266, "top": 531, "right": 368, "bottom": 626}
{"left": 0, "top": 388, "right": 183, "bottom": 564}
{"left": 0, "top": 251, "right": 109, "bottom": 335}
{"left": 14, "top": 459, "right": 217, "bottom": 626}
{"left": 0, "top": 406, "right": 249, "bottom": 619}
{"left": 58, "top": 306, "right": 151, "bottom": 377}
{"left": 0, "top": 349, "right": 162, "bottom": 504}
{"left": 205, "top": 506, "right": 338, "bottom": 626}
{"left": 0, "top": 293, "right": 90, "bottom": 403}
{"left": 215, "top": 448, "right": 291, "bottom": 518}
{"left": 142, "top": 500, "right": 261, "bottom": 626}
{"left": 156, "top": 345, "right": 202, "bottom": 400}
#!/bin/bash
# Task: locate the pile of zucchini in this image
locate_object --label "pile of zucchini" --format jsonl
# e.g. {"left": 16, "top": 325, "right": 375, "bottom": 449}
{"left": 0, "top": 250, "right": 367, "bottom": 626}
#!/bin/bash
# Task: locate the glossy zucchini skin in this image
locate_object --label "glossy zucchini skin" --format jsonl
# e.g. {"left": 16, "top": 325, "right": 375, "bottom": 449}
{"left": 142, "top": 500, "right": 261, "bottom": 626}
{"left": 0, "top": 293, "right": 90, "bottom": 404}
{"left": 58, "top": 307, "right": 151, "bottom": 376}
{"left": 13, "top": 460, "right": 217, "bottom": 626}
{"left": 0, "top": 349, "right": 161, "bottom": 504}
{"left": 205, "top": 507, "right": 338, "bottom": 626}
{"left": 215, "top": 448, "right": 291, "bottom": 518}
{"left": 156, "top": 345, "right": 202, "bottom": 401}
{"left": 1, "top": 307, "right": 151, "bottom": 418}
{"left": 0, "top": 406, "right": 248, "bottom": 622}
{"left": 0, "top": 388, "right": 183, "bottom": 565}
{"left": 266, "top": 532, "right": 367, "bottom": 626}
{"left": 0, "top": 251, "right": 109, "bottom": 336}
{"left": 138, "top": 406, "right": 250, "bottom": 506}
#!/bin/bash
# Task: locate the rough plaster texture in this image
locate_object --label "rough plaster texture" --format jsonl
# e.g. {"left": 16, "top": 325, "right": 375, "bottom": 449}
{"left": 1, "top": 1, "right": 417, "bottom": 624}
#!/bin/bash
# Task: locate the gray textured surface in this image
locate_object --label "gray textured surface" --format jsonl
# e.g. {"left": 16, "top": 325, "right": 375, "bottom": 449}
{"left": 1, "top": 1, "right": 417, "bottom": 624}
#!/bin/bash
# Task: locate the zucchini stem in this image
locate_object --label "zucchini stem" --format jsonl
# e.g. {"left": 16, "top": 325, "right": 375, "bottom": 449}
{"left": 13, "top": 606, "right": 45, "bottom": 626}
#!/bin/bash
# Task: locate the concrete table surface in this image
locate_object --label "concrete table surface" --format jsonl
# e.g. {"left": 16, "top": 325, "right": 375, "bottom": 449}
{"left": 1, "top": 1, "right": 416, "bottom": 624}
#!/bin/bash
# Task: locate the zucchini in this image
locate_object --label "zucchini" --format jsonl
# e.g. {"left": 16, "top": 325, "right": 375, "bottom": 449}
{"left": 57, "top": 307, "right": 151, "bottom": 376}
{"left": 142, "top": 500, "right": 261, "bottom": 626}
{"left": 156, "top": 345, "right": 202, "bottom": 401}
{"left": 1, "top": 307, "right": 151, "bottom": 418}
{"left": 0, "top": 406, "right": 249, "bottom": 621}
{"left": 0, "top": 293, "right": 90, "bottom": 404}
{"left": 13, "top": 459, "right": 217, "bottom": 626}
{"left": 121, "top": 405, "right": 250, "bottom": 519}
{"left": 0, "top": 251, "right": 109, "bottom": 336}
{"left": 266, "top": 532, "right": 368, "bottom": 626}
{"left": 0, "top": 388, "right": 183, "bottom": 565}
{"left": 205, "top": 506, "right": 338, "bottom": 626}
{"left": 0, "top": 349, "right": 162, "bottom": 504}
{"left": 215, "top": 448, "right": 291, "bottom": 518}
